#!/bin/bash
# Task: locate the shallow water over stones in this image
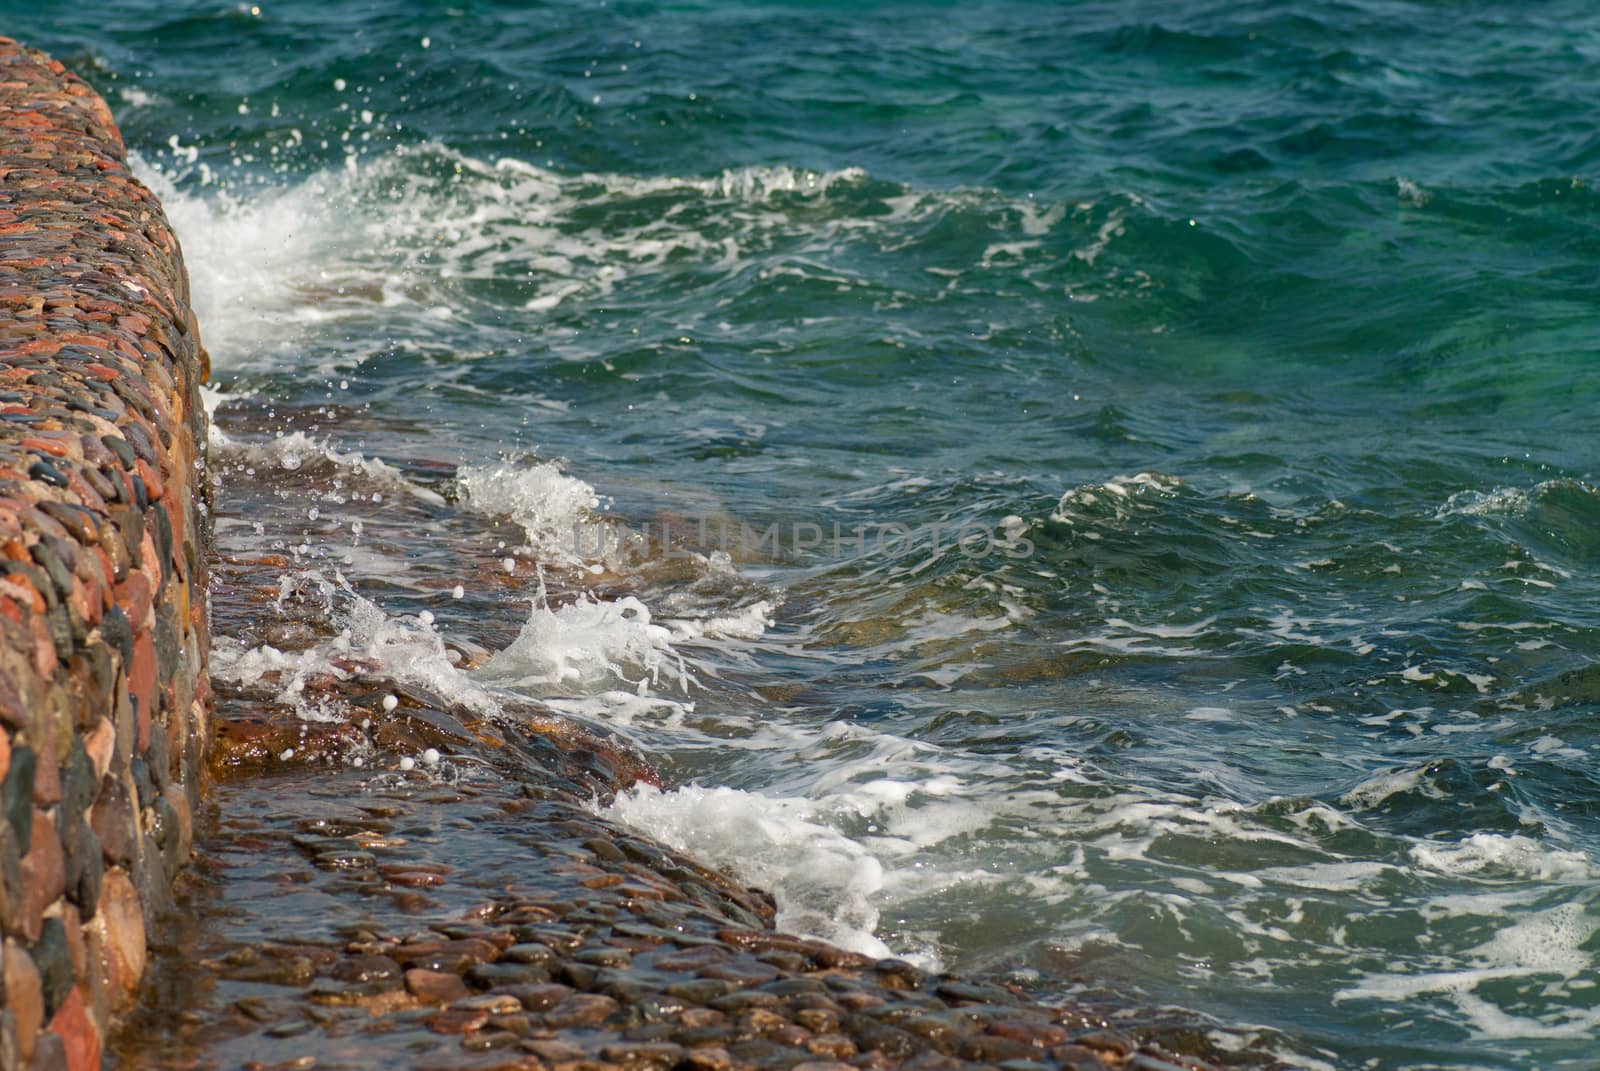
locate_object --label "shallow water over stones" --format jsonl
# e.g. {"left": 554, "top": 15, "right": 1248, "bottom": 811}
{"left": 105, "top": 406, "right": 1257, "bottom": 1071}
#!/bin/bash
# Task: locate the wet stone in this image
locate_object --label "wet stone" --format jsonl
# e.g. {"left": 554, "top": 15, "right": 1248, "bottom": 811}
{"left": 485, "top": 1013, "right": 534, "bottom": 1037}
{"left": 678, "top": 1046, "right": 734, "bottom": 1071}
{"left": 793, "top": 1009, "right": 841, "bottom": 1034}
{"left": 452, "top": 993, "right": 523, "bottom": 1015}
{"left": 520, "top": 1038, "right": 587, "bottom": 1063}
{"left": 1072, "top": 1029, "right": 1134, "bottom": 1057}
{"left": 427, "top": 1008, "right": 490, "bottom": 1035}
{"left": 331, "top": 954, "right": 403, "bottom": 986}
{"left": 665, "top": 978, "right": 734, "bottom": 1005}
{"left": 990, "top": 1019, "right": 1070, "bottom": 1048}
{"left": 1051, "top": 1044, "right": 1118, "bottom": 1070}
{"left": 575, "top": 946, "right": 633, "bottom": 968}
{"left": 935, "top": 981, "right": 1019, "bottom": 1006}
{"left": 698, "top": 961, "right": 780, "bottom": 988}
{"left": 220, "top": 955, "right": 316, "bottom": 988}
{"left": 461, "top": 1029, "right": 520, "bottom": 1051}
{"left": 805, "top": 1034, "right": 858, "bottom": 1060}
{"left": 507, "top": 982, "right": 572, "bottom": 1012}
{"left": 600, "top": 1041, "right": 685, "bottom": 1065}
{"left": 842, "top": 1015, "right": 920, "bottom": 1060}
{"left": 709, "top": 990, "right": 783, "bottom": 1014}
{"left": 499, "top": 942, "right": 559, "bottom": 966}
{"left": 466, "top": 961, "right": 550, "bottom": 989}
{"left": 959, "top": 1035, "right": 1046, "bottom": 1063}
{"left": 405, "top": 968, "right": 471, "bottom": 1005}
{"left": 542, "top": 992, "right": 621, "bottom": 1028}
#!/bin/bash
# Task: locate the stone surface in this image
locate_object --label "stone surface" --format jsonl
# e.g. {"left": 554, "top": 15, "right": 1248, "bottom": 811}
{"left": 3, "top": 939, "right": 42, "bottom": 1062}
{"left": 95, "top": 869, "right": 145, "bottom": 1007}
{"left": 47, "top": 986, "right": 100, "bottom": 1071}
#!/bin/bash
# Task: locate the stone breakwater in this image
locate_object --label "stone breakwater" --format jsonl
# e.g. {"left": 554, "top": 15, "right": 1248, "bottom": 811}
{"left": 0, "top": 36, "right": 210, "bottom": 1071}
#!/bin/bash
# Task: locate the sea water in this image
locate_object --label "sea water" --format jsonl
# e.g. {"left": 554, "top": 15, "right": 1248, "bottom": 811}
{"left": 17, "top": 2, "right": 1600, "bottom": 1067}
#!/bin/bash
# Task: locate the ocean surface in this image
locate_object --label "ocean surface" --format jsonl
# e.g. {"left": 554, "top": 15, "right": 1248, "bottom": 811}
{"left": 16, "top": 2, "right": 1600, "bottom": 1067}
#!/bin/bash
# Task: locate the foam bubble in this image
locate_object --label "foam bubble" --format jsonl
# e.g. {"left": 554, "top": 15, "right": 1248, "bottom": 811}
{"left": 665, "top": 601, "right": 775, "bottom": 643}
{"left": 479, "top": 594, "right": 685, "bottom": 694}
{"left": 606, "top": 783, "right": 894, "bottom": 959}
{"left": 215, "top": 428, "right": 445, "bottom": 504}
{"left": 211, "top": 574, "right": 500, "bottom": 719}
{"left": 1409, "top": 834, "right": 1596, "bottom": 883}
{"left": 456, "top": 461, "right": 603, "bottom": 564}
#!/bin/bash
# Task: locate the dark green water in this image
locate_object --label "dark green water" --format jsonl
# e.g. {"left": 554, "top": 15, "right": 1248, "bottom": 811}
{"left": 14, "top": 2, "right": 1600, "bottom": 1066}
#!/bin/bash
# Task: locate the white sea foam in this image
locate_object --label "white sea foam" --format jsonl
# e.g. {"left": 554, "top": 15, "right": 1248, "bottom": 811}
{"left": 214, "top": 428, "right": 446, "bottom": 504}
{"left": 1409, "top": 834, "right": 1596, "bottom": 882}
{"left": 456, "top": 460, "right": 604, "bottom": 564}
{"left": 133, "top": 150, "right": 329, "bottom": 365}
{"left": 1335, "top": 904, "right": 1600, "bottom": 1039}
{"left": 665, "top": 601, "right": 775, "bottom": 643}
{"left": 606, "top": 783, "right": 895, "bottom": 959}
{"left": 136, "top": 144, "right": 883, "bottom": 370}
{"left": 210, "top": 575, "right": 499, "bottom": 719}
{"left": 479, "top": 595, "right": 685, "bottom": 694}
{"left": 1436, "top": 478, "right": 1599, "bottom": 521}
{"left": 1051, "top": 472, "right": 1182, "bottom": 526}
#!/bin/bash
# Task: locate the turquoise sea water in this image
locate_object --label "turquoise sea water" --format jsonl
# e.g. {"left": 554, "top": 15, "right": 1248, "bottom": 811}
{"left": 14, "top": 2, "right": 1600, "bottom": 1067}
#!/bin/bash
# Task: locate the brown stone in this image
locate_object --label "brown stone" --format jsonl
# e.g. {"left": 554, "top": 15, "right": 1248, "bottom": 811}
{"left": 46, "top": 986, "right": 99, "bottom": 1071}
{"left": 509, "top": 982, "right": 572, "bottom": 1011}
{"left": 541, "top": 993, "right": 620, "bottom": 1028}
{"left": 30, "top": 727, "right": 59, "bottom": 807}
{"left": 677, "top": 1046, "right": 733, "bottom": 1071}
{"left": 1072, "top": 1029, "right": 1133, "bottom": 1057}
{"left": 128, "top": 631, "right": 155, "bottom": 750}
{"left": 3, "top": 939, "right": 43, "bottom": 1062}
{"left": 520, "top": 1038, "right": 586, "bottom": 1063}
{"left": 1048, "top": 1044, "right": 1114, "bottom": 1071}
{"left": 159, "top": 783, "right": 192, "bottom": 862}
{"left": 93, "top": 867, "right": 144, "bottom": 1004}
{"left": 989, "top": 1018, "right": 1069, "bottom": 1048}
{"left": 16, "top": 809, "right": 64, "bottom": 941}
{"left": 452, "top": 993, "right": 524, "bottom": 1015}
{"left": 405, "top": 968, "right": 470, "bottom": 1004}
{"left": 698, "top": 961, "right": 780, "bottom": 987}
{"left": 598, "top": 1042, "right": 684, "bottom": 1065}
{"left": 958, "top": 1034, "right": 1041, "bottom": 1062}
{"left": 88, "top": 774, "right": 135, "bottom": 867}
{"left": 426, "top": 1008, "right": 490, "bottom": 1035}
{"left": 806, "top": 1034, "right": 858, "bottom": 1059}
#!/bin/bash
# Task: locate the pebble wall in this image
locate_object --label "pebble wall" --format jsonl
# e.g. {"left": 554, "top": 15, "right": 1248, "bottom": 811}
{"left": 0, "top": 36, "right": 210, "bottom": 1071}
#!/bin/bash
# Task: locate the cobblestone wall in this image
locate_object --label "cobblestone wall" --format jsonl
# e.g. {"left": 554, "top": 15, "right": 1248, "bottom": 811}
{"left": 0, "top": 36, "right": 210, "bottom": 1071}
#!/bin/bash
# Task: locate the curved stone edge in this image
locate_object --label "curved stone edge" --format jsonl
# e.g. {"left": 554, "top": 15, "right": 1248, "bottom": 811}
{"left": 0, "top": 37, "right": 211, "bottom": 1071}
